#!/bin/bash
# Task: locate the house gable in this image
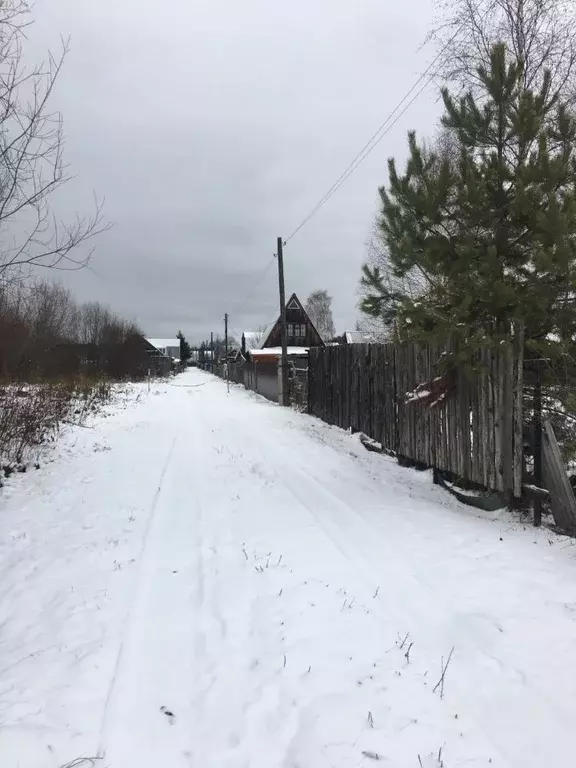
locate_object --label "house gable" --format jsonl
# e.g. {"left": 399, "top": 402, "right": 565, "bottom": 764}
{"left": 261, "top": 293, "right": 325, "bottom": 349}
{"left": 146, "top": 338, "right": 180, "bottom": 359}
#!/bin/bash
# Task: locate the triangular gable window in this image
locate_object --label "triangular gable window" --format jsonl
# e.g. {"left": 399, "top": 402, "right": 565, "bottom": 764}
{"left": 286, "top": 297, "right": 300, "bottom": 310}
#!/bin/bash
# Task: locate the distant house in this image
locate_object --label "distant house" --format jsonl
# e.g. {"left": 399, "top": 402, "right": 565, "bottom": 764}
{"left": 241, "top": 330, "right": 266, "bottom": 354}
{"left": 343, "top": 330, "right": 377, "bottom": 344}
{"left": 146, "top": 338, "right": 181, "bottom": 361}
{"left": 48, "top": 334, "right": 159, "bottom": 378}
{"left": 262, "top": 293, "right": 324, "bottom": 350}
{"left": 239, "top": 293, "right": 324, "bottom": 403}
{"left": 242, "top": 293, "right": 324, "bottom": 363}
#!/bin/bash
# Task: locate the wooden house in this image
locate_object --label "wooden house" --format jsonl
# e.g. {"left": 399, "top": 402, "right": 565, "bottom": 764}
{"left": 239, "top": 293, "right": 324, "bottom": 402}
{"left": 261, "top": 293, "right": 324, "bottom": 350}
{"left": 242, "top": 293, "right": 324, "bottom": 360}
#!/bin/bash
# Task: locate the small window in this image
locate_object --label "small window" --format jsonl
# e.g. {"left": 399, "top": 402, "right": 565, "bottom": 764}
{"left": 299, "top": 324, "right": 306, "bottom": 337}
{"left": 287, "top": 323, "right": 294, "bottom": 337}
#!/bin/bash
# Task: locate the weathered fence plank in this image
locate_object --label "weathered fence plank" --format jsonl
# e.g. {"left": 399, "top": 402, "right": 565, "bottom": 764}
{"left": 307, "top": 339, "right": 523, "bottom": 498}
{"left": 542, "top": 419, "right": 576, "bottom": 533}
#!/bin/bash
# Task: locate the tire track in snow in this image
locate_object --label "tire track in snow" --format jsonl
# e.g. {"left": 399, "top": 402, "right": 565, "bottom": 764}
{"left": 231, "top": 424, "right": 503, "bottom": 764}
{"left": 254, "top": 425, "right": 480, "bottom": 642}
{"left": 198, "top": 415, "right": 387, "bottom": 762}
{"left": 176, "top": 392, "right": 508, "bottom": 764}
{"left": 257, "top": 431, "right": 488, "bottom": 666}
{"left": 248, "top": 421, "right": 573, "bottom": 768}
{"left": 97, "top": 430, "right": 179, "bottom": 754}
{"left": 177, "top": 415, "right": 303, "bottom": 765}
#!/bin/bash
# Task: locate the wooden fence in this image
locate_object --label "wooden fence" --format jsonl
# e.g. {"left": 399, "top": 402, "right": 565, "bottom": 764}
{"left": 308, "top": 341, "right": 524, "bottom": 498}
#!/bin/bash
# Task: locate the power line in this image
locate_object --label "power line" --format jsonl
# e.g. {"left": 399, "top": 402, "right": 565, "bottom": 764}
{"left": 224, "top": 13, "right": 471, "bottom": 342}
{"left": 285, "top": 23, "right": 465, "bottom": 243}
{"left": 286, "top": 80, "right": 432, "bottom": 242}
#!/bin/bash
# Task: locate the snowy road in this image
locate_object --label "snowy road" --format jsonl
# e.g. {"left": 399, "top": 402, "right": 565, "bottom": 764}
{"left": 1, "top": 370, "right": 576, "bottom": 767}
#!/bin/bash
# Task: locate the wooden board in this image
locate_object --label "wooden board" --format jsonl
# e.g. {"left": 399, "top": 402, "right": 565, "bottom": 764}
{"left": 542, "top": 419, "right": 576, "bottom": 533}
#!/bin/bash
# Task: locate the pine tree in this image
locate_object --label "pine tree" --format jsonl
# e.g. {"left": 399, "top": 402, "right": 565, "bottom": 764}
{"left": 361, "top": 43, "right": 576, "bottom": 356}
{"left": 177, "top": 330, "right": 192, "bottom": 363}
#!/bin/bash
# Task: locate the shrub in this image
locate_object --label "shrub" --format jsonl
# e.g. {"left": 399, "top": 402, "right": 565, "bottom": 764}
{"left": 0, "top": 376, "right": 112, "bottom": 470}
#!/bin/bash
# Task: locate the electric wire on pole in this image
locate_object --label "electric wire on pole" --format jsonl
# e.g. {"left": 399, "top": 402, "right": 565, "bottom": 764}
{"left": 276, "top": 236, "right": 289, "bottom": 406}
{"left": 224, "top": 15, "right": 470, "bottom": 397}
{"left": 284, "top": 20, "right": 466, "bottom": 243}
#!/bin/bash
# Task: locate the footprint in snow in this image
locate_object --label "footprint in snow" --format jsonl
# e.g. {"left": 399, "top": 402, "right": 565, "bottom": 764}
{"left": 161, "top": 706, "right": 175, "bottom": 724}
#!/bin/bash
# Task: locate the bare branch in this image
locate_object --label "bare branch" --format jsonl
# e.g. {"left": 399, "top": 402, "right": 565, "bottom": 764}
{"left": 433, "top": 647, "right": 455, "bottom": 698}
{"left": 430, "top": 0, "right": 576, "bottom": 104}
{"left": 0, "top": 4, "right": 108, "bottom": 279}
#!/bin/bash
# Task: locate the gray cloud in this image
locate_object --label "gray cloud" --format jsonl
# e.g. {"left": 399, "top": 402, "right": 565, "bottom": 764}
{"left": 29, "top": 0, "right": 438, "bottom": 343}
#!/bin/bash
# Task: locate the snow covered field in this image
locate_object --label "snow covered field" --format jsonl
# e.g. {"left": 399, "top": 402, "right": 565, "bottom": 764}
{"left": 0, "top": 369, "right": 575, "bottom": 768}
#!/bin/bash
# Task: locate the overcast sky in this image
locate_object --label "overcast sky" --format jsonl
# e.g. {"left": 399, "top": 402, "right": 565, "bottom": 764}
{"left": 31, "top": 0, "right": 440, "bottom": 344}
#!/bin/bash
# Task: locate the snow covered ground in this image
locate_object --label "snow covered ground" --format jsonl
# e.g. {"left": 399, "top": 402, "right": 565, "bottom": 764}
{"left": 0, "top": 369, "right": 575, "bottom": 768}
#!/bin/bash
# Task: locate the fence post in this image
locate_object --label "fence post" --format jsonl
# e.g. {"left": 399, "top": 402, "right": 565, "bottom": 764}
{"left": 513, "top": 323, "right": 524, "bottom": 503}
{"left": 307, "top": 348, "right": 314, "bottom": 414}
{"left": 533, "top": 360, "right": 543, "bottom": 527}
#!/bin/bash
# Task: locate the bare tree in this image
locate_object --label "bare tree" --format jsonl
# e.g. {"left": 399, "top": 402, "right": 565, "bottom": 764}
{"left": 0, "top": 283, "right": 147, "bottom": 379}
{"left": 363, "top": 229, "right": 429, "bottom": 300}
{"left": 27, "top": 280, "right": 77, "bottom": 344}
{"left": 0, "top": 278, "right": 28, "bottom": 374}
{"left": 0, "top": 1, "right": 107, "bottom": 282}
{"left": 359, "top": 230, "right": 430, "bottom": 342}
{"left": 430, "top": 0, "right": 576, "bottom": 103}
{"left": 78, "top": 301, "right": 113, "bottom": 346}
{"left": 305, "top": 290, "right": 336, "bottom": 341}
{"left": 353, "top": 314, "right": 391, "bottom": 343}
{"left": 243, "top": 325, "right": 268, "bottom": 351}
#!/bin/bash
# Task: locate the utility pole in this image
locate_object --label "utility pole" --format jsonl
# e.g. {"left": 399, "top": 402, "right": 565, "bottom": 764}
{"left": 224, "top": 313, "right": 230, "bottom": 392}
{"left": 277, "top": 236, "right": 289, "bottom": 406}
{"left": 210, "top": 331, "right": 214, "bottom": 372}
